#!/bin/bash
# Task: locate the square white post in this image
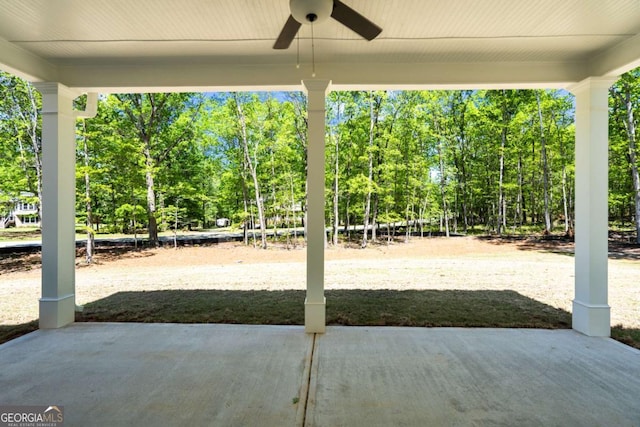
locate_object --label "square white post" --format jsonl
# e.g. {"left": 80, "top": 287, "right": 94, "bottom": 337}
{"left": 569, "top": 77, "right": 617, "bottom": 337}
{"left": 303, "top": 79, "right": 330, "bottom": 334}
{"left": 34, "top": 83, "right": 77, "bottom": 329}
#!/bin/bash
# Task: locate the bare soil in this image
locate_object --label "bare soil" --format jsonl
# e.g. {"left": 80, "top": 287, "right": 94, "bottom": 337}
{"left": 1, "top": 236, "right": 639, "bottom": 328}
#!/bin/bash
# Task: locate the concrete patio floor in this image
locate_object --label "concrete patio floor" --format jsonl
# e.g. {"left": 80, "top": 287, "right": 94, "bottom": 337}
{"left": 0, "top": 324, "right": 639, "bottom": 427}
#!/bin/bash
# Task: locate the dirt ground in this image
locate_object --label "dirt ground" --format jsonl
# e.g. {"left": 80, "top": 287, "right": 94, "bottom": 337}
{"left": 1, "top": 236, "right": 639, "bottom": 328}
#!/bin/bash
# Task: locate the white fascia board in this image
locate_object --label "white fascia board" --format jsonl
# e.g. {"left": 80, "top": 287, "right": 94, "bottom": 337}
{"left": 57, "top": 62, "right": 306, "bottom": 94}
{"left": 57, "top": 60, "right": 586, "bottom": 93}
{"left": 0, "top": 38, "right": 58, "bottom": 82}
{"left": 326, "top": 61, "right": 585, "bottom": 90}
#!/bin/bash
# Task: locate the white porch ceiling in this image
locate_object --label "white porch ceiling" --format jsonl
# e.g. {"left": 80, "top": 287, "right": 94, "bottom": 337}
{"left": 1, "top": 0, "right": 640, "bottom": 92}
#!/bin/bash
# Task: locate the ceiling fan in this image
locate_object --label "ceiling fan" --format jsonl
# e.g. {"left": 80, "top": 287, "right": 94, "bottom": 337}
{"left": 273, "top": 0, "right": 382, "bottom": 49}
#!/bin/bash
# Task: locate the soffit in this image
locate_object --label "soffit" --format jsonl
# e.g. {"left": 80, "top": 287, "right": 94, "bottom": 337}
{"left": 0, "top": 0, "right": 639, "bottom": 91}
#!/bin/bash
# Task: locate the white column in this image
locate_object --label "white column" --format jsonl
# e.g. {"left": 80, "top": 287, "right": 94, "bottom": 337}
{"left": 34, "top": 83, "right": 77, "bottom": 329}
{"left": 303, "top": 79, "right": 330, "bottom": 333}
{"left": 570, "top": 77, "right": 617, "bottom": 337}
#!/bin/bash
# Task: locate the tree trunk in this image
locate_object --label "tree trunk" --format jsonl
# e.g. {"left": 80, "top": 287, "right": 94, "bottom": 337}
{"left": 332, "top": 97, "right": 341, "bottom": 246}
{"left": 420, "top": 193, "right": 429, "bottom": 238}
{"left": 235, "top": 94, "right": 267, "bottom": 249}
{"left": 405, "top": 201, "right": 413, "bottom": 243}
{"left": 270, "top": 149, "right": 278, "bottom": 241}
{"left": 142, "top": 141, "right": 159, "bottom": 245}
{"left": 516, "top": 154, "right": 524, "bottom": 230}
{"left": 289, "top": 173, "right": 298, "bottom": 247}
{"left": 371, "top": 193, "right": 379, "bottom": 242}
{"left": 343, "top": 195, "right": 351, "bottom": 240}
{"left": 242, "top": 173, "right": 249, "bottom": 246}
{"left": 173, "top": 202, "right": 180, "bottom": 249}
{"left": 437, "top": 131, "right": 450, "bottom": 238}
{"left": 343, "top": 156, "right": 351, "bottom": 240}
{"left": 536, "top": 91, "right": 552, "bottom": 234}
{"left": 530, "top": 118, "right": 537, "bottom": 225}
{"left": 561, "top": 165, "right": 570, "bottom": 234}
{"left": 13, "top": 124, "right": 30, "bottom": 188}
{"left": 81, "top": 120, "right": 95, "bottom": 263}
{"left": 419, "top": 204, "right": 424, "bottom": 238}
{"left": 332, "top": 141, "right": 339, "bottom": 246}
{"left": 552, "top": 107, "right": 572, "bottom": 235}
{"left": 497, "top": 91, "right": 507, "bottom": 235}
{"left": 361, "top": 92, "right": 379, "bottom": 248}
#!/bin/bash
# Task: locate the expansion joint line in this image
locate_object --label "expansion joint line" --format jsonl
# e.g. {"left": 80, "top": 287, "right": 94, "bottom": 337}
{"left": 301, "top": 333, "right": 317, "bottom": 427}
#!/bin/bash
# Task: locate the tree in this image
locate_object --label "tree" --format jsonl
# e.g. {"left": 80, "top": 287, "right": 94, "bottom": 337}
{"left": 361, "top": 92, "right": 383, "bottom": 248}
{"left": 77, "top": 118, "right": 95, "bottom": 262}
{"left": 327, "top": 92, "right": 343, "bottom": 245}
{"left": 1, "top": 81, "right": 596, "bottom": 244}
{"left": 535, "top": 91, "right": 552, "bottom": 234}
{"left": 207, "top": 93, "right": 306, "bottom": 248}
{"left": 233, "top": 94, "right": 268, "bottom": 249}
{"left": 0, "top": 72, "right": 42, "bottom": 221}
{"left": 610, "top": 70, "right": 640, "bottom": 243}
{"left": 111, "top": 93, "right": 202, "bottom": 245}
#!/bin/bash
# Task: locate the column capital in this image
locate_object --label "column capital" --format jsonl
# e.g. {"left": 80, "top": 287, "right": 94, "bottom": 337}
{"left": 302, "top": 79, "right": 331, "bottom": 95}
{"left": 567, "top": 77, "right": 619, "bottom": 96}
{"left": 33, "top": 82, "right": 78, "bottom": 99}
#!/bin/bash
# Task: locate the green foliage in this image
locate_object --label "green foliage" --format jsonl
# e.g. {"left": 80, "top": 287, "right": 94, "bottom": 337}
{"left": 1, "top": 68, "right": 640, "bottom": 241}
{"left": 206, "top": 93, "right": 307, "bottom": 233}
{"left": 0, "top": 71, "right": 42, "bottom": 208}
{"left": 609, "top": 69, "right": 640, "bottom": 239}
{"left": 114, "top": 203, "right": 146, "bottom": 233}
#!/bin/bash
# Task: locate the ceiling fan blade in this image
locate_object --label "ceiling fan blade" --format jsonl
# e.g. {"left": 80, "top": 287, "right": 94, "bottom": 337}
{"left": 331, "top": 0, "right": 382, "bottom": 41}
{"left": 273, "top": 15, "right": 301, "bottom": 49}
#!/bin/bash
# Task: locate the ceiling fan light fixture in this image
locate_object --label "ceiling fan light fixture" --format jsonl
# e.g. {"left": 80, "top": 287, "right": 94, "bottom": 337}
{"left": 274, "top": 0, "right": 381, "bottom": 50}
{"left": 290, "top": 0, "right": 332, "bottom": 24}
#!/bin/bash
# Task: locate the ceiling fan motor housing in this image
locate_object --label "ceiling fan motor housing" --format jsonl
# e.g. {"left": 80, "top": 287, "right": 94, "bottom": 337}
{"left": 290, "top": 0, "right": 333, "bottom": 24}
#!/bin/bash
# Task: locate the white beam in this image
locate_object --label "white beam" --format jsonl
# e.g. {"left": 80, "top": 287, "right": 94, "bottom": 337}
{"left": 34, "top": 82, "right": 77, "bottom": 329}
{"left": 56, "top": 60, "right": 584, "bottom": 93}
{"left": 303, "top": 79, "right": 330, "bottom": 334}
{"left": 568, "top": 77, "right": 617, "bottom": 337}
{"left": 0, "top": 38, "right": 58, "bottom": 82}
{"left": 324, "top": 61, "right": 584, "bottom": 90}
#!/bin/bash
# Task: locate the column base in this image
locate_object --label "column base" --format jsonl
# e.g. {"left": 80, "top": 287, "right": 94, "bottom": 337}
{"left": 39, "top": 294, "right": 75, "bottom": 329}
{"left": 305, "top": 298, "right": 326, "bottom": 334}
{"left": 572, "top": 300, "right": 610, "bottom": 337}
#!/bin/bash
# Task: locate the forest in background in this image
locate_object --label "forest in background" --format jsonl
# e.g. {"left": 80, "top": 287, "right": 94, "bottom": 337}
{"left": 1, "top": 69, "right": 639, "bottom": 251}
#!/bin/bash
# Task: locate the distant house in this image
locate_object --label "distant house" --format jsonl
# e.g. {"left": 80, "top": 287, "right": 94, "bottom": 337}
{"left": 0, "top": 192, "right": 40, "bottom": 228}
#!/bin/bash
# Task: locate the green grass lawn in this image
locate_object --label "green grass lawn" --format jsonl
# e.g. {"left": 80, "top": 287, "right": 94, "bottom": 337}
{"left": 611, "top": 325, "right": 640, "bottom": 349}
{"left": 0, "top": 320, "right": 38, "bottom": 344}
{"left": 2, "top": 289, "right": 638, "bottom": 350}
{"left": 72, "top": 288, "right": 638, "bottom": 350}
{"left": 74, "top": 288, "right": 573, "bottom": 328}
{"left": 1, "top": 233, "right": 638, "bottom": 350}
